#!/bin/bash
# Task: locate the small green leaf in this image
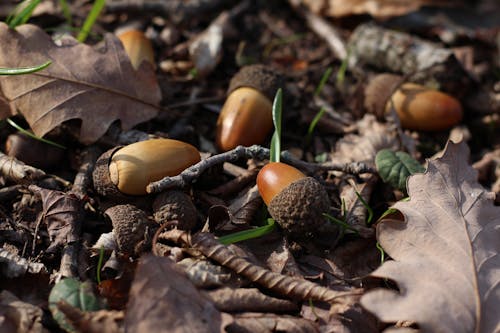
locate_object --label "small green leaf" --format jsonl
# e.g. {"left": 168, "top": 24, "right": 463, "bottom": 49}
{"left": 270, "top": 88, "right": 283, "bottom": 163}
{"left": 49, "top": 278, "right": 103, "bottom": 332}
{"left": 375, "top": 149, "right": 425, "bottom": 191}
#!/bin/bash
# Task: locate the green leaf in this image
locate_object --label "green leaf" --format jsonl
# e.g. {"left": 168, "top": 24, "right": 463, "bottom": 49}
{"left": 375, "top": 149, "right": 425, "bottom": 191}
{"left": 269, "top": 88, "right": 283, "bottom": 163}
{"left": 49, "top": 278, "right": 103, "bottom": 332}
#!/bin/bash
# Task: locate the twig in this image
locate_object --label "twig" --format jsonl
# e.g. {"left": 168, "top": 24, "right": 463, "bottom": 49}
{"left": 157, "top": 229, "right": 363, "bottom": 304}
{"left": 147, "top": 145, "right": 375, "bottom": 193}
{"left": 72, "top": 146, "right": 102, "bottom": 197}
{"left": 288, "top": 0, "right": 347, "bottom": 60}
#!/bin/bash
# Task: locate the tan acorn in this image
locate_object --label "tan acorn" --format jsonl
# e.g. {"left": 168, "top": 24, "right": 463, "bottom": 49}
{"left": 216, "top": 65, "right": 283, "bottom": 152}
{"left": 256, "top": 162, "right": 331, "bottom": 237}
{"left": 364, "top": 74, "right": 463, "bottom": 131}
{"left": 93, "top": 139, "right": 200, "bottom": 197}
{"left": 117, "top": 29, "right": 155, "bottom": 69}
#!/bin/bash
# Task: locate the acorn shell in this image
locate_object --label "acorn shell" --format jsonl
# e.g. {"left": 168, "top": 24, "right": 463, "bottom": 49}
{"left": 364, "top": 73, "right": 404, "bottom": 119}
{"left": 153, "top": 190, "right": 198, "bottom": 230}
{"left": 268, "top": 177, "right": 331, "bottom": 237}
{"left": 105, "top": 204, "right": 152, "bottom": 257}
{"left": 227, "top": 64, "right": 283, "bottom": 101}
{"left": 117, "top": 29, "right": 155, "bottom": 70}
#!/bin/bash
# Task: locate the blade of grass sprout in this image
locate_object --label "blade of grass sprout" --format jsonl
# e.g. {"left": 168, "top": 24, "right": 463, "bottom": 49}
{"left": 323, "top": 213, "right": 359, "bottom": 235}
{"left": 354, "top": 191, "right": 373, "bottom": 226}
{"left": 6, "top": 0, "right": 41, "bottom": 29}
{"left": 6, "top": 118, "right": 66, "bottom": 149}
{"left": 218, "top": 219, "right": 276, "bottom": 245}
{"left": 376, "top": 242, "right": 386, "bottom": 264}
{"left": 96, "top": 246, "right": 104, "bottom": 284}
{"left": 77, "top": 0, "right": 106, "bottom": 43}
{"left": 305, "top": 106, "right": 326, "bottom": 144}
{"left": 269, "top": 88, "right": 283, "bottom": 163}
{"left": 58, "top": 0, "right": 73, "bottom": 26}
{"left": 336, "top": 47, "right": 350, "bottom": 85}
{"left": 314, "top": 66, "right": 333, "bottom": 97}
{"left": 0, "top": 61, "right": 51, "bottom": 75}
{"left": 377, "top": 197, "right": 409, "bottom": 222}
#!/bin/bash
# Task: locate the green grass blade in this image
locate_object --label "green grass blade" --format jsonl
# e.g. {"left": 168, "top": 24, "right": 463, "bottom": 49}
{"left": 323, "top": 213, "right": 359, "bottom": 235}
{"left": 77, "top": 0, "right": 106, "bottom": 43}
{"left": 7, "top": 0, "right": 41, "bottom": 29}
{"left": 218, "top": 219, "right": 276, "bottom": 245}
{"left": 6, "top": 118, "right": 66, "bottom": 149}
{"left": 314, "top": 66, "right": 333, "bottom": 97}
{"left": 58, "top": 0, "right": 73, "bottom": 26}
{"left": 336, "top": 48, "right": 350, "bottom": 85}
{"left": 306, "top": 106, "right": 326, "bottom": 143}
{"left": 96, "top": 246, "right": 104, "bottom": 284}
{"left": 269, "top": 88, "right": 283, "bottom": 163}
{"left": 0, "top": 61, "right": 51, "bottom": 75}
{"left": 354, "top": 191, "right": 374, "bottom": 225}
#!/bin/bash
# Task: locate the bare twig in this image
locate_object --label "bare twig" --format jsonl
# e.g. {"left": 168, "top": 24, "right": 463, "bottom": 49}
{"left": 288, "top": 0, "right": 347, "bottom": 60}
{"left": 157, "top": 229, "right": 363, "bottom": 304}
{"left": 147, "top": 145, "right": 375, "bottom": 193}
{"left": 72, "top": 146, "right": 102, "bottom": 197}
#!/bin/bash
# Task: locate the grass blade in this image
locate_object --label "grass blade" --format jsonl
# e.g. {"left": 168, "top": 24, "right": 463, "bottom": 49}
{"left": 0, "top": 61, "right": 51, "bottom": 75}
{"left": 6, "top": 118, "right": 66, "bottom": 149}
{"left": 218, "top": 219, "right": 276, "bottom": 245}
{"left": 6, "top": 0, "right": 41, "bottom": 29}
{"left": 77, "top": 0, "right": 106, "bottom": 43}
{"left": 58, "top": 0, "right": 73, "bottom": 26}
{"left": 314, "top": 66, "right": 333, "bottom": 97}
{"left": 306, "top": 106, "right": 326, "bottom": 143}
{"left": 269, "top": 88, "right": 283, "bottom": 163}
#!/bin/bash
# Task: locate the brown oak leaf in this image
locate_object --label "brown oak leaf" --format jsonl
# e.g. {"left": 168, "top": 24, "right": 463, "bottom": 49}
{"left": 0, "top": 23, "right": 161, "bottom": 144}
{"left": 361, "top": 141, "right": 500, "bottom": 333}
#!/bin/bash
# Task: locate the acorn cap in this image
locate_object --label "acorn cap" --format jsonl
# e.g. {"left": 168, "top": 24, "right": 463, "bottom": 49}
{"left": 364, "top": 74, "right": 404, "bottom": 119}
{"left": 227, "top": 64, "right": 283, "bottom": 101}
{"left": 268, "top": 177, "right": 331, "bottom": 237}
{"left": 93, "top": 146, "right": 127, "bottom": 200}
{"left": 105, "top": 204, "right": 152, "bottom": 257}
{"left": 153, "top": 190, "right": 198, "bottom": 230}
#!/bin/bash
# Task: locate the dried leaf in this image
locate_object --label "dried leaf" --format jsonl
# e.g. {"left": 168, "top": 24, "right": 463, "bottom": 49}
{"left": 125, "top": 254, "right": 223, "bottom": 333}
{"left": 0, "top": 247, "right": 47, "bottom": 278}
{"left": 57, "top": 301, "right": 124, "bottom": 333}
{"left": 0, "top": 290, "right": 49, "bottom": 333}
{"left": 301, "top": 0, "right": 454, "bottom": 18}
{"left": 361, "top": 141, "right": 500, "bottom": 333}
{"left": 30, "top": 186, "right": 84, "bottom": 252}
{"left": 0, "top": 23, "right": 161, "bottom": 144}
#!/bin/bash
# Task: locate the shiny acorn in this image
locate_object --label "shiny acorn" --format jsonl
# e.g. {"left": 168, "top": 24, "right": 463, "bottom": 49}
{"left": 364, "top": 74, "right": 463, "bottom": 131}
{"left": 256, "top": 162, "right": 331, "bottom": 237}
{"left": 93, "top": 139, "right": 200, "bottom": 197}
{"left": 216, "top": 65, "right": 283, "bottom": 152}
{"left": 117, "top": 29, "right": 155, "bottom": 69}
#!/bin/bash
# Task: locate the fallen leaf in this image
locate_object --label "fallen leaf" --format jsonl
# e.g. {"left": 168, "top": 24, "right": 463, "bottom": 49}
{"left": 300, "top": 0, "right": 455, "bottom": 18}
{"left": 0, "top": 23, "right": 161, "bottom": 144}
{"left": 361, "top": 141, "right": 500, "bottom": 333}
{"left": 0, "top": 290, "right": 49, "bottom": 333}
{"left": 29, "top": 185, "right": 84, "bottom": 252}
{"left": 125, "top": 254, "right": 223, "bottom": 333}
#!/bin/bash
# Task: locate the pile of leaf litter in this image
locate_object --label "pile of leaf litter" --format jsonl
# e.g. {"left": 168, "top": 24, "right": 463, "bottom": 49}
{"left": 0, "top": 0, "right": 499, "bottom": 332}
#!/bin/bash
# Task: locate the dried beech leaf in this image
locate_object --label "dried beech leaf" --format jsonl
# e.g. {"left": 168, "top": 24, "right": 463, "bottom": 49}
{"left": 30, "top": 185, "right": 84, "bottom": 252}
{"left": 0, "top": 290, "right": 49, "bottom": 333}
{"left": 361, "top": 141, "right": 500, "bottom": 333}
{"left": 126, "top": 254, "right": 222, "bottom": 333}
{"left": 0, "top": 23, "right": 161, "bottom": 144}
{"left": 300, "top": 0, "right": 454, "bottom": 18}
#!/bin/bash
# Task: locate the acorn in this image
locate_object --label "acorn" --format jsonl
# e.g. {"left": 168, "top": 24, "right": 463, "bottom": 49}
{"left": 364, "top": 74, "right": 463, "bottom": 131}
{"left": 117, "top": 29, "right": 155, "bottom": 69}
{"left": 256, "top": 162, "right": 331, "bottom": 237}
{"left": 5, "top": 133, "right": 65, "bottom": 170}
{"left": 153, "top": 190, "right": 198, "bottom": 230}
{"left": 216, "top": 65, "right": 283, "bottom": 152}
{"left": 93, "top": 139, "right": 200, "bottom": 197}
{"left": 105, "top": 204, "right": 154, "bottom": 257}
